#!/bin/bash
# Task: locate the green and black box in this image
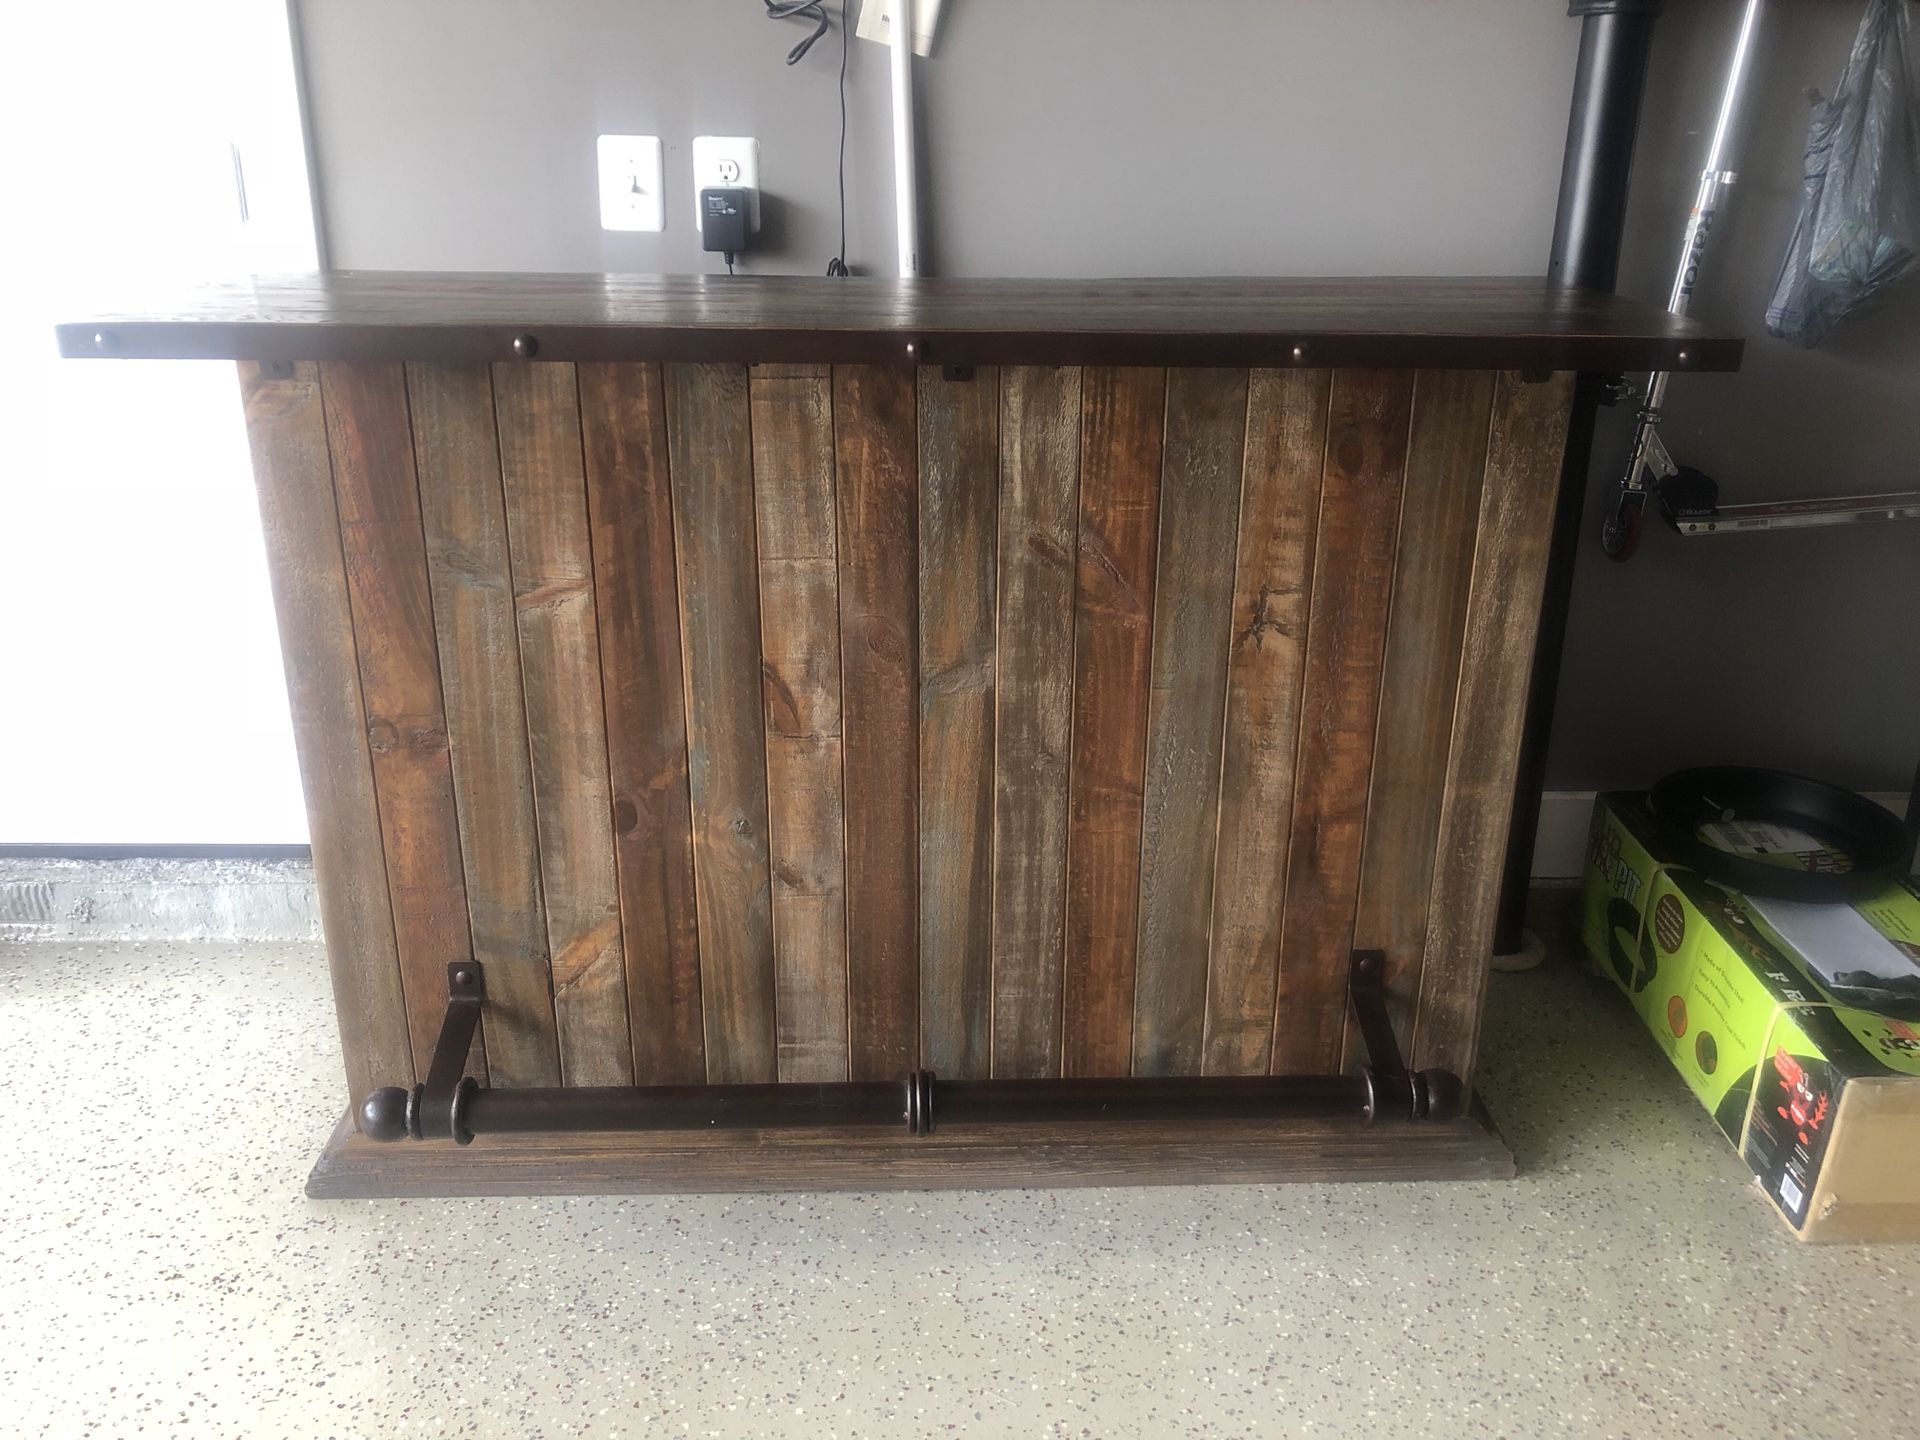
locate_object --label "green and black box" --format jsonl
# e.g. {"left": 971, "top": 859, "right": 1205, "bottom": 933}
{"left": 1582, "top": 792, "right": 1920, "bottom": 1243}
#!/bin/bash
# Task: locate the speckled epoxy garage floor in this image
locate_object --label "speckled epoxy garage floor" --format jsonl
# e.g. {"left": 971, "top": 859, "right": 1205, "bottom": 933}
{"left": 3, "top": 917, "right": 1917, "bottom": 1439}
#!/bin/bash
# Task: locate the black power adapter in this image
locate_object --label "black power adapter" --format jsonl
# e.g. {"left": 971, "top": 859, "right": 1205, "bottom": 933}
{"left": 700, "top": 186, "right": 751, "bottom": 273}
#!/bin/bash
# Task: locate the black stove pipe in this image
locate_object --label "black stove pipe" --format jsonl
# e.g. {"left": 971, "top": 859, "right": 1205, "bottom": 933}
{"left": 1494, "top": 0, "right": 1663, "bottom": 956}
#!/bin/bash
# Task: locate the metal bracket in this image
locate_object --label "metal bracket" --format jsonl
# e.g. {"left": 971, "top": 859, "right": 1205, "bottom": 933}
{"left": 1348, "top": 950, "right": 1462, "bottom": 1123}
{"left": 394, "top": 963, "right": 485, "bottom": 1144}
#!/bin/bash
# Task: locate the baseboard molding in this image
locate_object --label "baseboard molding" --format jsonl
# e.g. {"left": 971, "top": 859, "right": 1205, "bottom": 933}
{"left": 1530, "top": 789, "right": 1911, "bottom": 880}
{"left": 0, "top": 856, "right": 320, "bottom": 943}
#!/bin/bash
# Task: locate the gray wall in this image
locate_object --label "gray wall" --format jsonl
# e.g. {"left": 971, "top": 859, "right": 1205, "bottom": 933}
{"left": 1557, "top": 0, "right": 1919, "bottom": 796}
{"left": 295, "top": 0, "right": 1919, "bottom": 794}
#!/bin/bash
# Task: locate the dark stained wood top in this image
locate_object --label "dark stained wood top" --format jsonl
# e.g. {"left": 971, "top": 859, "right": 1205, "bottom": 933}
{"left": 57, "top": 271, "right": 1741, "bottom": 372}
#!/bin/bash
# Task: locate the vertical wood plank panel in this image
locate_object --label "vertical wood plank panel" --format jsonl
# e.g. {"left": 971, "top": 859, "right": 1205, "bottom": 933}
{"left": 580, "top": 361, "right": 707, "bottom": 1085}
{"left": 1201, "top": 368, "right": 1330, "bottom": 1075}
{"left": 751, "top": 364, "right": 850, "bottom": 1083}
{"left": 917, "top": 366, "right": 999, "bottom": 1080}
{"left": 835, "top": 364, "right": 920, "bottom": 1079}
{"left": 990, "top": 366, "right": 1082, "bottom": 1079}
{"left": 1413, "top": 371, "right": 1573, "bottom": 1083}
{"left": 1342, "top": 370, "right": 1496, "bottom": 1069}
{"left": 664, "top": 363, "right": 778, "bottom": 1084}
{"left": 319, "top": 361, "right": 480, "bottom": 1082}
{"left": 240, "top": 361, "right": 413, "bottom": 1104}
{"left": 1131, "top": 368, "right": 1249, "bottom": 1077}
{"left": 410, "top": 361, "right": 560, "bottom": 1087}
{"left": 1269, "top": 369, "right": 1414, "bottom": 1074}
{"left": 495, "top": 361, "right": 632, "bottom": 1086}
{"left": 1061, "top": 367, "right": 1164, "bottom": 1077}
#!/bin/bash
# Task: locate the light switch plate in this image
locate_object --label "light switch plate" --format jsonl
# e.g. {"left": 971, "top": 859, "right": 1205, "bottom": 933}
{"left": 855, "top": 0, "right": 943, "bottom": 58}
{"left": 691, "top": 135, "right": 761, "bottom": 233}
{"left": 597, "top": 134, "right": 664, "bottom": 232}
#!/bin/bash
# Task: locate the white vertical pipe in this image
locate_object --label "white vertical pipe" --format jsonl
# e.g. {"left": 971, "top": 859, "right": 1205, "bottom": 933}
{"left": 889, "top": 0, "right": 919, "bottom": 277}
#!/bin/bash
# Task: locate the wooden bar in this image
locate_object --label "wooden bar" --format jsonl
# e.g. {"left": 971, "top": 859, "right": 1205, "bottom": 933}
{"left": 1062, "top": 367, "right": 1165, "bottom": 1078}
{"left": 990, "top": 366, "right": 1081, "bottom": 1079}
{"left": 665, "top": 363, "right": 778, "bottom": 1085}
{"left": 319, "top": 362, "right": 480, "bottom": 1082}
{"left": 241, "top": 361, "right": 413, "bottom": 1103}
{"left": 1344, "top": 371, "right": 1496, "bottom": 1067}
{"left": 917, "top": 367, "right": 999, "bottom": 1080}
{"left": 1132, "top": 368, "right": 1249, "bottom": 1077}
{"left": 73, "top": 274, "right": 1725, "bottom": 1190}
{"left": 73, "top": 273, "right": 1741, "bottom": 374}
{"left": 1202, "top": 368, "right": 1330, "bottom": 1076}
{"left": 750, "top": 364, "right": 852, "bottom": 1083}
{"left": 493, "top": 362, "right": 633, "bottom": 1086}
{"left": 578, "top": 362, "right": 706, "bottom": 1085}
{"left": 1271, "top": 370, "right": 1414, "bottom": 1076}
{"left": 1413, "top": 371, "right": 1575, "bottom": 1083}
{"left": 409, "top": 361, "right": 555, "bottom": 1086}
{"left": 834, "top": 364, "right": 921, "bottom": 1080}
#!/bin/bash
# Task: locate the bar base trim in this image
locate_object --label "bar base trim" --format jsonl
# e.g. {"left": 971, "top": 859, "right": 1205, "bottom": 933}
{"left": 305, "top": 1100, "right": 1515, "bottom": 1198}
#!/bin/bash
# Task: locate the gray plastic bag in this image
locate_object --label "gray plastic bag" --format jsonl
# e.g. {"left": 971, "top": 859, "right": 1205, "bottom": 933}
{"left": 1766, "top": 0, "right": 1920, "bottom": 347}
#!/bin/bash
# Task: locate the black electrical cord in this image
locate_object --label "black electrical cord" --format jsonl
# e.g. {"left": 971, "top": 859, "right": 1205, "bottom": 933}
{"left": 763, "top": 0, "right": 850, "bottom": 276}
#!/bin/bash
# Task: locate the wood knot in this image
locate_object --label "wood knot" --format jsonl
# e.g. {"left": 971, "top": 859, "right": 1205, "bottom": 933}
{"left": 612, "top": 796, "right": 639, "bottom": 835}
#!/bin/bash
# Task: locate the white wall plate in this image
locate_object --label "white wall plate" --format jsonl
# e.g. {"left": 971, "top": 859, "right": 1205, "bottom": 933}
{"left": 691, "top": 135, "right": 760, "bottom": 232}
{"left": 597, "top": 134, "right": 664, "bottom": 232}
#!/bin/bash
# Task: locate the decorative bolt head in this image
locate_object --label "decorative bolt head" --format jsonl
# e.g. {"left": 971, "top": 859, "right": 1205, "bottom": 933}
{"left": 1291, "top": 344, "right": 1305, "bottom": 361}
{"left": 1677, "top": 350, "right": 1690, "bottom": 364}
{"left": 511, "top": 333, "right": 540, "bottom": 359}
{"left": 905, "top": 339, "right": 919, "bottom": 360}
{"left": 454, "top": 967, "right": 475, "bottom": 986}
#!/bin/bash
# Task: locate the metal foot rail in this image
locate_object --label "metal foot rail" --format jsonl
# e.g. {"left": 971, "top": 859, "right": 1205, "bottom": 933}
{"left": 359, "top": 951, "right": 1465, "bottom": 1145}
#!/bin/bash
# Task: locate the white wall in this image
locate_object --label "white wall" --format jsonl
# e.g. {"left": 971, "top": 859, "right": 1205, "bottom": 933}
{"left": 0, "top": 3, "right": 316, "bottom": 844}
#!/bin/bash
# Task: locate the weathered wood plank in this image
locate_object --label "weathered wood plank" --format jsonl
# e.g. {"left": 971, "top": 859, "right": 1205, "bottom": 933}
{"left": 990, "top": 366, "right": 1082, "bottom": 1079}
{"left": 409, "top": 362, "right": 559, "bottom": 1087}
{"left": 494, "top": 361, "right": 632, "bottom": 1086}
{"left": 579, "top": 362, "right": 707, "bottom": 1086}
{"left": 750, "top": 364, "right": 850, "bottom": 1083}
{"left": 1201, "top": 369, "right": 1330, "bottom": 1075}
{"left": 1062, "top": 367, "right": 1165, "bottom": 1078}
{"left": 1270, "top": 369, "right": 1414, "bottom": 1074}
{"left": 1131, "top": 368, "right": 1250, "bottom": 1077}
{"left": 241, "top": 361, "right": 413, "bottom": 1104}
{"left": 1413, "top": 371, "right": 1573, "bottom": 1083}
{"left": 835, "top": 364, "right": 921, "bottom": 1080}
{"left": 1343, "top": 371, "right": 1495, "bottom": 1070}
{"left": 318, "top": 361, "right": 480, "bottom": 1083}
{"left": 662, "top": 363, "right": 778, "bottom": 1085}
{"left": 917, "top": 366, "right": 999, "bottom": 1080}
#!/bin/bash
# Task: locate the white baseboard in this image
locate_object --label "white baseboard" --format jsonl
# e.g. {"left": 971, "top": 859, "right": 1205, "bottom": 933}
{"left": 0, "top": 857, "right": 320, "bottom": 943}
{"left": 1529, "top": 789, "right": 1911, "bottom": 879}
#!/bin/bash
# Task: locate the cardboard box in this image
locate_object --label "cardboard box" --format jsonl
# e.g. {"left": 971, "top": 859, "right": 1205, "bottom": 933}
{"left": 1581, "top": 792, "right": 1920, "bottom": 1243}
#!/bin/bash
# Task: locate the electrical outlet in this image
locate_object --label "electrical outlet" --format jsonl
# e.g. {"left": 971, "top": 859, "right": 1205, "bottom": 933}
{"left": 691, "top": 136, "right": 760, "bottom": 233}
{"left": 855, "top": 0, "right": 943, "bottom": 58}
{"left": 597, "top": 134, "right": 664, "bottom": 232}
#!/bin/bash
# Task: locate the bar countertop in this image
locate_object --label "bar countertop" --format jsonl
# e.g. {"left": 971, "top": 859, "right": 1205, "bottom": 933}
{"left": 57, "top": 271, "right": 1742, "bottom": 372}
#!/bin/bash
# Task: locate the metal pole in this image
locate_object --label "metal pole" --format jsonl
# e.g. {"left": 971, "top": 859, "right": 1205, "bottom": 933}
{"left": 889, "top": 0, "right": 920, "bottom": 277}
{"left": 1605, "top": 0, "right": 1765, "bottom": 554}
{"left": 357, "top": 953, "right": 1466, "bottom": 1143}
{"left": 1494, "top": 0, "right": 1663, "bottom": 958}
